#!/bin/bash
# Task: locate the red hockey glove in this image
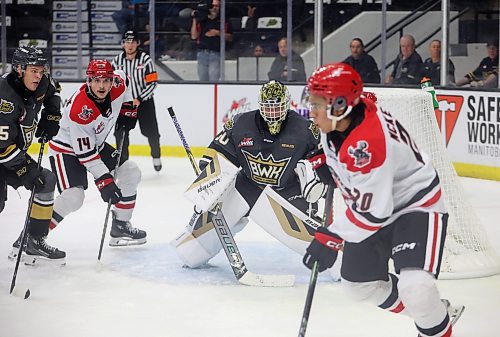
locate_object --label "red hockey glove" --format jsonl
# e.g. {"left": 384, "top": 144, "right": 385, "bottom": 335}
{"left": 95, "top": 173, "right": 122, "bottom": 204}
{"left": 303, "top": 227, "right": 343, "bottom": 272}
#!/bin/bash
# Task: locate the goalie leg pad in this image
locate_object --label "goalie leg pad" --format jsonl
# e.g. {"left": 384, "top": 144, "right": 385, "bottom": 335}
{"left": 173, "top": 187, "right": 250, "bottom": 268}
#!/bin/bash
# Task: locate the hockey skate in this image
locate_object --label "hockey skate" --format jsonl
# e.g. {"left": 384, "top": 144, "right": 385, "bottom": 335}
{"left": 8, "top": 232, "right": 25, "bottom": 261}
{"left": 109, "top": 212, "right": 147, "bottom": 246}
{"left": 23, "top": 235, "right": 66, "bottom": 266}
{"left": 442, "top": 299, "right": 465, "bottom": 326}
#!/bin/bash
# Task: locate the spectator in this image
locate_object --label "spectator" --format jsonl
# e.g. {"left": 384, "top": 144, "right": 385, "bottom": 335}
{"left": 385, "top": 34, "right": 423, "bottom": 85}
{"left": 342, "top": 37, "right": 380, "bottom": 83}
{"left": 455, "top": 40, "right": 499, "bottom": 88}
{"left": 423, "top": 39, "right": 455, "bottom": 86}
{"left": 253, "top": 44, "right": 265, "bottom": 57}
{"left": 112, "top": 0, "right": 146, "bottom": 36}
{"left": 191, "top": 0, "right": 233, "bottom": 81}
{"left": 268, "top": 37, "right": 306, "bottom": 82}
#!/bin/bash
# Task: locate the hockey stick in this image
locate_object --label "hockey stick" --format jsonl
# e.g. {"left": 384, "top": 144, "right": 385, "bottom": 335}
{"left": 297, "top": 185, "right": 335, "bottom": 337}
{"left": 168, "top": 106, "right": 295, "bottom": 287}
{"left": 10, "top": 140, "right": 47, "bottom": 299}
{"left": 97, "top": 128, "right": 126, "bottom": 261}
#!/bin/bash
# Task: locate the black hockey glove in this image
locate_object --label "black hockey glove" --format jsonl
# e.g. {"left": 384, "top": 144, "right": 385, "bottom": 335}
{"left": 14, "top": 158, "right": 45, "bottom": 190}
{"left": 303, "top": 227, "right": 343, "bottom": 272}
{"left": 35, "top": 109, "right": 61, "bottom": 142}
{"left": 116, "top": 102, "right": 138, "bottom": 131}
{"left": 95, "top": 173, "right": 122, "bottom": 204}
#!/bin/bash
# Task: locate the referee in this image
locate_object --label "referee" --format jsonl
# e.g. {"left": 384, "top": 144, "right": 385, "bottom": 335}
{"left": 112, "top": 30, "right": 162, "bottom": 171}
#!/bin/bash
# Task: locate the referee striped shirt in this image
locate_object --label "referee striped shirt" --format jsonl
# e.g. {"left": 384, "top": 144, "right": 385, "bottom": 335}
{"left": 112, "top": 50, "right": 158, "bottom": 102}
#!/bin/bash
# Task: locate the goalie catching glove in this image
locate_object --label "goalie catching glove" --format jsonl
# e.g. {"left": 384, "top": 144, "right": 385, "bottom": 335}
{"left": 303, "top": 227, "right": 343, "bottom": 272}
{"left": 295, "top": 159, "right": 327, "bottom": 203}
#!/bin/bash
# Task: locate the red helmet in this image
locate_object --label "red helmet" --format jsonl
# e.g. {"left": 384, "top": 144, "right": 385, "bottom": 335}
{"left": 307, "top": 63, "right": 363, "bottom": 109}
{"left": 86, "top": 59, "right": 114, "bottom": 79}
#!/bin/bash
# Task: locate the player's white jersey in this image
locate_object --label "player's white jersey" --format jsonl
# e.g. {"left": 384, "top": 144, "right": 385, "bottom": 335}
{"left": 48, "top": 70, "right": 133, "bottom": 179}
{"left": 323, "top": 97, "right": 446, "bottom": 243}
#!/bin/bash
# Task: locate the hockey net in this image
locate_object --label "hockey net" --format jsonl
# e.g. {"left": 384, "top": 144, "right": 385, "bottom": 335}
{"left": 336, "top": 87, "right": 500, "bottom": 279}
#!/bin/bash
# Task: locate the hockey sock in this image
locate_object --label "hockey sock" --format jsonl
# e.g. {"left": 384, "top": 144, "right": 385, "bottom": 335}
{"left": 377, "top": 273, "right": 406, "bottom": 314}
{"left": 29, "top": 194, "right": 54, "bottom": 237}
{"left": 113, "top": 194, "right": 136, "bottom": 221}
{"left": 49, "top": 211, "right": 64, "bottom": 231}
{"left": 398, "top": 269, "right": 449, "bottom": 336}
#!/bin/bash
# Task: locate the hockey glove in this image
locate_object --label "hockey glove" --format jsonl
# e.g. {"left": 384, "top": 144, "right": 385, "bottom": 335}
{"left": 116, "top": 102, "right": 138, "bottom": 131}
{"left": 295, "top": 159, "right": 327, "bottom": 203}
{"left": 303, "top": 227, "right": 343, "bottom": 272}
{"left": 95, "top": 173, "right": 122, "bottom": 204}
{"left": 14, "top": 158, "right": 45, "bottom": 190}
{"left": 35, "top": 109, "right": 61, "bottom": 142}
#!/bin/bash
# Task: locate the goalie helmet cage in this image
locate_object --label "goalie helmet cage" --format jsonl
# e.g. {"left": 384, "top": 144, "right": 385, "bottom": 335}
{"left": 333, "top": 87, "right": 500, "bottom": 279}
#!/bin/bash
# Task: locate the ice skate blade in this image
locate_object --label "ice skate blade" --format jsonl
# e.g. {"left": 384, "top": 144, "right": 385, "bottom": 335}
{"left": 24, "top": 255, "right": 66, "bottom": 267}
{"left": 109, "top": 237, "right": 147, "bottom": 247}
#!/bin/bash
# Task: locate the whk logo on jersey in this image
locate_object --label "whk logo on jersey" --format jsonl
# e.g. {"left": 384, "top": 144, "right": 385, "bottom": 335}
{"left": 242, "top": 150, "right": 290, "bottom": 186}
{"left": 79, "top": 105, "right": 92, "bottom": 121}
{"left": 348, "top": 140, "right": 371, "bottom": 168}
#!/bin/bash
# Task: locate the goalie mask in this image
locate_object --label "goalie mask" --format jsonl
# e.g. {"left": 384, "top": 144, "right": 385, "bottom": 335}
{"left": 258, "top": 80, "right": 290, "bottom": 135}
{"left": 307, "top": 63, "right": 363, "bottom": 130}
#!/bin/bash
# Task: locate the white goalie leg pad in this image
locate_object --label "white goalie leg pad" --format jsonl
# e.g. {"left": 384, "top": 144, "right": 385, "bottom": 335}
{"left": 53, "top": 187, "right": 85, "bottom": 218}
{"left": 251, "top": 186, "right": 321, "bottom": 254}
{"left": 173, "top": 187, "right": 250, "bottom": 268}
{"left": 114, "top": 160, "right": 142, "bottom": 196}
{"left": 398, "top": 269, "right": 448, "bottom": 331}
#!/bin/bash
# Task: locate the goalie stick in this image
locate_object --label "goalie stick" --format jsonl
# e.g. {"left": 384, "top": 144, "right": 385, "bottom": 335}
{"left": 168, "top": 106, "right": 295, "bottom": 287}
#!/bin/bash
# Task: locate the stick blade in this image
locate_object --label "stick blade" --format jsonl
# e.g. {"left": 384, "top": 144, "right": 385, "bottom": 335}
{"left": 238, "top": 271, "right": 295, "bottom": 287}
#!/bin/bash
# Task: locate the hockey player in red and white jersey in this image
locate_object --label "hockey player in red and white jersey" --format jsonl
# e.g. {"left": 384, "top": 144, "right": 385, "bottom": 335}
{"left": 47, "top": 59, "right": 146, "bottom": 249}
{"left": 301, "top": 63, "right": 463, "bottom": 337}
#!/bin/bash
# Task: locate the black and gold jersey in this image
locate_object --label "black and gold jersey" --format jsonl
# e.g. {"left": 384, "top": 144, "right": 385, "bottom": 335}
{"left": 207, "top": 109, "right": 320, "bottom": 188}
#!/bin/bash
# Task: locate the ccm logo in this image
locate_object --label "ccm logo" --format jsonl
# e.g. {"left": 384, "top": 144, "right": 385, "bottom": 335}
{"left": 392, "top": 242, "right": 416, "bottom": 255}
{"left": 326, "top": 240, "right": 343, "bottom": 250}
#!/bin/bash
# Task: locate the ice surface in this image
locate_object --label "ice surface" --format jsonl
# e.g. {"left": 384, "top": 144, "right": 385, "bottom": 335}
{"left": 1, "top": 157, "right": 499, "bottom": 337}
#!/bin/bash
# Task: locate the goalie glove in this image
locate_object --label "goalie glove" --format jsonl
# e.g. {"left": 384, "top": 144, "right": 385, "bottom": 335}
{"left": 303, "top": 227, "right": 343, "bottom": 272}
{"left": 295, "top": 159, "right": 327, "bottom": 203}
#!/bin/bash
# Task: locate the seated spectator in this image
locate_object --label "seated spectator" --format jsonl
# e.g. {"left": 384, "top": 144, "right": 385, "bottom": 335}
{"left": 253, "top": 44, "right": 265, "bottom": 57}
{"left": 268, "top": 37, "right": 306, "bottom": 82}
{"left": 385, "top": 34, "right": 423, "bottom": 85}
{"left": 423, "top": 39, "right": 455, "bottom": 85}
{"left": 455, "top": 40, "right": 499, "bottom": 88}
{"left": 112, "top": 0, "right": 144, "bottom": 35}
{"left": 342, "top": 37, "right": 380, "bottom": 83}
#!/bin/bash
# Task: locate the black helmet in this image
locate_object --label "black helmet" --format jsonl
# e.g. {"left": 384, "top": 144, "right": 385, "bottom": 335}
{"left": 12, "top": 46, "right": 48, "bottom": 70}
{"left": 122, "top": 30, "right": 140, "bottom": 43}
